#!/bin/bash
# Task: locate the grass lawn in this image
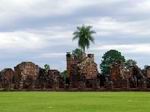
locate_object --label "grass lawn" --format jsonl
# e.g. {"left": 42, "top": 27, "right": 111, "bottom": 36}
{"left": 0, "top": 92, "right": 149, "bottom": 112}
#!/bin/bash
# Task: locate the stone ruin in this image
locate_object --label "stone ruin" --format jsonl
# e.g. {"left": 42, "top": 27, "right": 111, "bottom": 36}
{"left": 66, "top": 52, "right": 98, "bottom": 89}
{"left": 48, "top": 70, "right": 61, "bottom": 89}
{"left": 0, "top": 68, "right": 14, "bottom": 90}
{"left": 66, "top": 52, "right": 79, "bottom": 88}
{"left": 37, "top": 68, "right": 61, "bottom": 90}
{"left": 0, "top": 61, "right": 62, "bottom": 90}
{"left": 144, "top": 66, "right": 150, "bottom": 78}
{"left": 110, "top": 62, "right": 123, "bottom": 88}
{"left": 14, "top": 62, "right": 39, "bottom": 89}
{"left": 109, "top": 62, "right": 146, "bottom": 89}
{"left": 143, "top": 66, "right": 150, "bottom": 88}
{"left": 0, "top": 58, "right": 150, "bottom": 90}
{"left": 78, "top": 54, "right": 98, "bottom": 79}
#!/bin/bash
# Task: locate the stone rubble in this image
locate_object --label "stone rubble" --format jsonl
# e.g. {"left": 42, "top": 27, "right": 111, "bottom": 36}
{"left": 0, "top": 53, "right": 150, "bottom": 90}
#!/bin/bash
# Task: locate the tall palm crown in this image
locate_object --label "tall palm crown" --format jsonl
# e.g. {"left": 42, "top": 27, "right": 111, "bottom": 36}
{"left": 73, "top": 25, "right": 96, "bottom": 52}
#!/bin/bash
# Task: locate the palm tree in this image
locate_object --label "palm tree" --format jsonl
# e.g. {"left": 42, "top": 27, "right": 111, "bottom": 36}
{"left": 44, "top": 64, "right": 50, "bottom": 73}
{"left": 73, "top": 25, "right": 96, "bottom": 52}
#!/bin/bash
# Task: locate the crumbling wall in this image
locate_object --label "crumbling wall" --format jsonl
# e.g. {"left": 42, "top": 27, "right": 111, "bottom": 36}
{"left": 144, "top": 66, "right": 150, "bottom": 88}
{"left": 14, "top": 62, "right": 39, "bottom": 89}
{"left": 36, "top": 68, "right": 61, "bottom": 89}
{"left": 78, "top": 57, "right": 98, "bottom": 80}
{"left": 110, "top": 63, "right": 122, "bottom": 88}
{"left": 66, "top": 52, "right": 98, "bottom": 88}
{"left": 0, "top": 68, "right": 14, "bottom": 90}
{"left": 145, "top": 66, "right": 150, "bottom": 78}
{"left": 66, "top": 52, "right": 80, "bottom": 88}
{"left": 48, "top": 70, "right": 60, "bottom": 89}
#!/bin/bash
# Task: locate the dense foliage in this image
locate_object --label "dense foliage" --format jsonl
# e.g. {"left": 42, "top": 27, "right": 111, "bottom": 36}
{"left": 100, "top": 50, "right": 125, "bottom": 75}
{"left": 44, "top": 64, "right": 50, "bottom": 72}
{"left": 72, "top": 48, "right": 84, "bottom": 61}
{"left": 61, "top": 70, "right": 68, "bottom": 81}
{"left": 125, "top": 59, "right": 137, "bottom": 68}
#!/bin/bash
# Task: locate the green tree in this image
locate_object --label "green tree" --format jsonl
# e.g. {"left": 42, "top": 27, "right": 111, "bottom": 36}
{"left": 44, "top": 64, "right": 50, "bottom": 72}
{"left": 125, "top": 59, "right": 137, "bottom": 68}
{"left": 100, "top": 50, "right": 125, "bottom": 75}
{"left": 73, "top": 25, "right": 96, "bottom": 52}
{"left": 72, "top": 48, "right": 84, "bottom": 61}
{"left": 61, "top": 70, "right": 68, "bottom": 81}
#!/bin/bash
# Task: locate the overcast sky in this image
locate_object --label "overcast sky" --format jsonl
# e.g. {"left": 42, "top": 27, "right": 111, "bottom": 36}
{"left": 0, "top": 0, "right": 150, "bottom": 71}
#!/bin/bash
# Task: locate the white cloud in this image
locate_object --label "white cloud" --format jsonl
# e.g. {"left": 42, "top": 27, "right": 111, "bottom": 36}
{"left": 0, "top": 0, "right": 150, "bottom": 70}
{"left": 0, "top": 31, "right": 47, "bottom": 50}
{"left": 91, "top": 44, "right": 150, "bottom": 54}
{"left": 0, "top": 26, "right": 74, "bottom": 51}
{"left": 31, "top": 26, "right": 73, "bottom": 39}
{"left": 39, "top": 52, "right": 65, "bottom": 58}
{"left": 84, "top": 17, "right": 150, "bottom": 36}
{"left": 0, "top": 0, "right": 125, "bottom": 26}
{"left": 133, "top": 1, "right": 150, "bottom": 13}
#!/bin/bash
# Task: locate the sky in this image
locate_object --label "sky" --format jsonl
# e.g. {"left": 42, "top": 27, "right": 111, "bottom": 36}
{"left": 0, "top": 0, "right": 150, "bottom": 71}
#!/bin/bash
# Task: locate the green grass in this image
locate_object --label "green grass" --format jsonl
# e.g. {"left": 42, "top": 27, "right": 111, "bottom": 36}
{"left": 0, "top": 92, "right": 149, "bottom": 112}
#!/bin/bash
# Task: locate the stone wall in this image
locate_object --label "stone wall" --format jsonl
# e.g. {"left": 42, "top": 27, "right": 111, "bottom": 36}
{"left": 14, "top": 62, "right": 39, "bottom": 89}
{"left": 110, "top": 63, "right": 122, "bottom": 81}
{"left": 66, "top": 52, "right": 98, "bottom": 88}
{"left": 48, "top": 70, "right": 60, "bottom": 89}
{"left": 0, "top": 68, "right": 14, "bottom": 89}
{"left": 145, "top": 66, "right": 150, "bottom": 78}
{"left": 0, "top": 60, "right": 150, "bottom": 90}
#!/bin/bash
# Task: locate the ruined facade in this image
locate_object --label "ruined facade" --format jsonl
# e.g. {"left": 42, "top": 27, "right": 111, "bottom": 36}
{"left": 0, "top": 59, "right": 150, "bottom": 90}
{"left": 66, "top": 52, "right": 98, "bottom": 88}
{"left": 0, "top": 68, "right": 14, "bottom": 90}
{"left": 109, "top": 63, "right": 147, "bottom": 89}
{"left": 110, "top": 63, "right": 122, "bottom": 88}
{"left": 110, "top": 63, "right": 130, "bottom": 88}
{"left": 110, "top": 63, "right": 122, "bottom": 81}
{"left": 36, "top": 68, "right": 62, "bottom": 89}
{"left": 144, "top": 66, "right": 150, "bottom": 78}
{"left": 48, "top": 70, "right": 61, "bottom": 89}
{"left": 78, "top": 54, "right": 98, "bottom": 79}
{"left": 14, "top": 62, "right": 39, "bottom": 89}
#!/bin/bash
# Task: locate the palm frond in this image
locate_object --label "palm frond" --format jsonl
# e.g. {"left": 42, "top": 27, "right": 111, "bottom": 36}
{"left": 72, "top": 36, "right": 78, "bottom": 40}
{"left": 90, "top": 30, "right": 96, "bottom": 34}
{"left": 77, "top": 26, "right": 81, "bottom": 31}
{"left": 73, "top": 25, "right": 96, "bottom": 51}
{"left": 89, "top": 36, "right": 94, "bottom": 43}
